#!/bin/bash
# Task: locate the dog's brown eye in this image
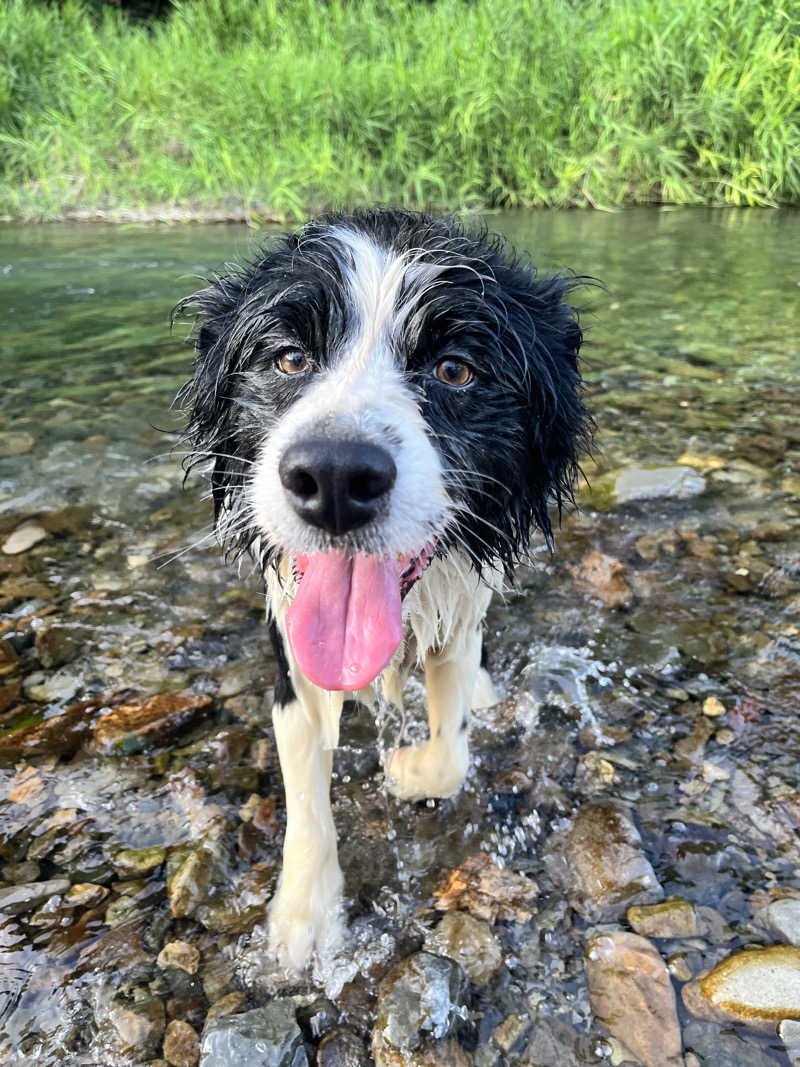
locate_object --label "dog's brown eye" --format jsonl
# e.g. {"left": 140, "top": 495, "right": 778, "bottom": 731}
{"left": 275, "top": 351, "right": 309, "bottom": 375}
{"left": 435, "top": 359, "right": 473, "bottom": 388}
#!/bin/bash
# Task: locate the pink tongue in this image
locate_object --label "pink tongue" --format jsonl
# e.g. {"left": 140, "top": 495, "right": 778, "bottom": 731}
{"left": 286, "top": 551, "right": 403, "bottom": 691}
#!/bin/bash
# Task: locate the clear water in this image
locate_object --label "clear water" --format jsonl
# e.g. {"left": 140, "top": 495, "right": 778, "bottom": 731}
{"left": 0, "top": 209, "right": 798, "bottom": 1064}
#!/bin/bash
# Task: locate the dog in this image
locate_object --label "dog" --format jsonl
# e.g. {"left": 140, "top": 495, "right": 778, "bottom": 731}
{"left": 176, "top": 209, "right": 591, "bottom": 971}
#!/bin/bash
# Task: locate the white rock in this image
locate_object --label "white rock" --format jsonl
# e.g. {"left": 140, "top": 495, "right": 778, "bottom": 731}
{"left": 3, "top": 523, "right": 48, "bottom": 555}
{"left": 615, "top": 466, "right": 706, "bottom": 504}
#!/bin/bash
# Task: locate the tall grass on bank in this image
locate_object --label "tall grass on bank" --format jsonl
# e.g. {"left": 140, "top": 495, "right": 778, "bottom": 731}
{"left": 1, "top": 0, "right": 798, "bottom": 219}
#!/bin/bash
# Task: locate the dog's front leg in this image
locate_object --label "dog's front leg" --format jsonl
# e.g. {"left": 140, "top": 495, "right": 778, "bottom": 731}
{"left": 267, "top": 625, "right": 345, "bottom": 972}
{"left": 385, "top": 624, "right": 482, "bottom": 802}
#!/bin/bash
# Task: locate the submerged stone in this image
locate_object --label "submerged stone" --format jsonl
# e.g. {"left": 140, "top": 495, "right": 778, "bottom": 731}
{"left": 0, "top": 877, "right": 70, "bottom": 914}
{"left": 317, "top": 1029, "right": 369, "bottom": 1067}
{"left": 375, "top": 951, "right": 469, "bottom": 1052}
{"left": 164, "top": 1018, "right": 201, "bottom": 1067}
{"left": 200, "top": 1001, "right": 308, "bottom": 1066}
{"left": 615, "top": 465, "right": 707, "bottom": 504}
{"left": 424, "top": 911, "right": 502, "bottom": 985}
{"left": 545, "top": 800, "right": 663, "bottom": 921}
{"left": 567, "top": 550, "right": 633, "bottom": 609}
{"left": 114, "top": 845, "right": 167, "bottom": 878}
{"left": 627, "top": 897, "right": 699, "bottom": 939}
{"left": 585, "top": 930, "right": 683, "bottom": 1067}
{"left": 158, "top": 940, "right": 201, "bottom": 975}
{"left": 682, "top": 945, "right": 800, "bottom": 1032}
{"left": 107, "top": 994, "right": 166, "bottom": 1057}
{"left": 2, "top": 522, "right": 48, "bottom": 555}
{"left": 23, "top": 668, "right": 80, "bottom": 703}
{"left": 683, "top": 1019, "right": 780, "bottom": 1067}
{"left": 0, "top": 431, "right": 35, "bottom": 457}
{"left": 94, "top": 690, "right": 212, "bottom": 753}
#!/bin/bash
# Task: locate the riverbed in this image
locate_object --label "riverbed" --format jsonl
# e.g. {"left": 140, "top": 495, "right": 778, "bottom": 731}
{"left": 0, "top": 208, "right": 798, "bottom": 1065}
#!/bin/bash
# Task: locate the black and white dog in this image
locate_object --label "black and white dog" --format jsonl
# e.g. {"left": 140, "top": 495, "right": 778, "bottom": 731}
{"left": 177, "top": 209, "right": 590, "bottom": 970}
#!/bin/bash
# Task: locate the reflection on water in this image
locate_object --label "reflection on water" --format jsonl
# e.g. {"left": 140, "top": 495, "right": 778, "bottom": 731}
{"left": 0, "top": 209, "right": 798, "bottom": 1064}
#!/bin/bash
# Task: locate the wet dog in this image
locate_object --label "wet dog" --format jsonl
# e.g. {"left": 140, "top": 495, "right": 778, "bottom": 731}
{"left": 177, "top": 209, "right": 591, "bottom": 970}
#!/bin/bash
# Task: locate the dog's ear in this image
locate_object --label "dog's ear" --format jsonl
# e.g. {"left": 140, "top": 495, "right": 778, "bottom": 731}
{"left": 503, "top": 270, "right": 594, "bottom": 546}
{"left": 173, "top": 274, "right": 246, "bottom": 511}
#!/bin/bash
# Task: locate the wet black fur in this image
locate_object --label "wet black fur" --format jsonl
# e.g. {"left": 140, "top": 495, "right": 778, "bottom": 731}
{"left": 175, "top": 209, "right": 593, "bottom": 580}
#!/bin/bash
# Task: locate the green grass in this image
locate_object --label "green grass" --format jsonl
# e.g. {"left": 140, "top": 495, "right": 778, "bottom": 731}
{"left": 1, "top": 0, "right": 799, "bottom": 219}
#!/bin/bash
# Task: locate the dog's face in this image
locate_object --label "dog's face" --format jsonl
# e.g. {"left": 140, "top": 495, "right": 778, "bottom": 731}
{"left": 177, "top": 210, "right": 590, "bottom": 687}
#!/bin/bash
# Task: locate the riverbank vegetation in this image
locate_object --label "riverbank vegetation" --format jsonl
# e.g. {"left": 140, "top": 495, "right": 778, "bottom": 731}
{"left": 1, "top": 0, "right": 798, "bottom": 220}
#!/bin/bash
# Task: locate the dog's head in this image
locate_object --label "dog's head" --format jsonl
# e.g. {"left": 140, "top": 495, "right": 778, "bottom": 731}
{"left": 176, "top": 210, "right": 591, "bottom": 688}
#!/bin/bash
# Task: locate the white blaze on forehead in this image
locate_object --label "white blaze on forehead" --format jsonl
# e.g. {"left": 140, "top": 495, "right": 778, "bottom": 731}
{"left": 248, "top": 227, "right": 451, "bottom": 558}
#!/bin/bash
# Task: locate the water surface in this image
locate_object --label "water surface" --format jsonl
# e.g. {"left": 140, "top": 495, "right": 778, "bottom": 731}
{"left": 0, "top": 209, "right": 798, "bottom": 1065}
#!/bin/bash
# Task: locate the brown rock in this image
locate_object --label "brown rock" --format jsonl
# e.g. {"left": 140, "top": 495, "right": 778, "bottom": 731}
{"left": 433, "top": 852, "right": 537, "bottom": 923}
{"left": 0, "top": 695, "right": 111, "bottom": 758}
{"left": 545, "top": 801, "right": 663, "bottom": 921}
{"left": 371, "top": 1032, "right": 471, "bottom": 1066}
{"left": 108, "top": 995, "right": 165, "bottom": 1056}
{"left": 424, "top": 911, "right": 503, "bottom": 985}
{"left": 94, "top": 690, "right": 212, "bottom": 753}
{"left": 167, "top": 850, "right": 212, "bottom": 919}
{"left": 586, "top": 930, "right": 683, "bottom": 1067}
{"left": 163, "top": 1019, "right": 200, "bottom": 1067}
{"left": 157, "top": 940, "right": 200, "bottom": 975}
{"left": 628, "top": 898, "right": 699, "bottom": 939}
{"left": 682, "top": 945, "right": 800, "bottom": 1033}
{"left": 568, "top": 550, "right": 633, "bottom": 609}
{"left": 205, "top": 991, "right": 246, "bottom": 1021}
{"left": 0, "top": 638, "right": 19, "bottom": 676}
{"left": 318, "top": 1029, "right": 370, "bottom": 1066}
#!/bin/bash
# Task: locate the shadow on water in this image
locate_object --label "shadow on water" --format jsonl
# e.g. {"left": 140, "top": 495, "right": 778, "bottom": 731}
{"left": 0, "top": 208, "right": 798, "bottom": 1064}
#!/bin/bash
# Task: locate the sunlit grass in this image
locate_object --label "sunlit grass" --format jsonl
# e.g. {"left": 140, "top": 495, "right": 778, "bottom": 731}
{"left": 1, "top": 0, "right": 798, "bottom": 219}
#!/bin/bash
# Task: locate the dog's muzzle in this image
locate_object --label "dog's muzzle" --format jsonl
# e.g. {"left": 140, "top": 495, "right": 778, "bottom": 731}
{"left": 278, "top": 437, "right": 396, "bottom": 536}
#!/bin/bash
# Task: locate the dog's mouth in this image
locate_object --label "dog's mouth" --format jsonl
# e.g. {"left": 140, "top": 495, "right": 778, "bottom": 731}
{"left": 286, "top": 542, "right": 436, "bottom": 692}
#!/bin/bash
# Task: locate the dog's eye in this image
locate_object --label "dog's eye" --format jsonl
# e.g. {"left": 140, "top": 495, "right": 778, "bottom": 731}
{"left": 275, "top": 351, "right": 310, "bottom": 375}
{"left": 435, "top": 359, "right": 474, "bottom": 388}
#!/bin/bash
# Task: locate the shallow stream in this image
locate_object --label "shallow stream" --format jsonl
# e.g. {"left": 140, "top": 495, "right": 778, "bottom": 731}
{"left": 0, "top": 209, "right": 798, "bottom": 1065}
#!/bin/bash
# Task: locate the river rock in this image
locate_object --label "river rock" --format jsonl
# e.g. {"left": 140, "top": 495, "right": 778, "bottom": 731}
{"left": 23, "top": 668, "right": 80, "bottom": 703}
{"left": 375, "top": 951, "right": 469, "bottom": 1052}
{"left": 424, "top": 911, "right": 503, "bottom": 985}
{"left": 433, "top": 852, "right": 537, "bottom": 922}
{"left": 200, "top": 1001, "right": 308, "bottom": 1066}
{"left": 520, "top": 1012, "right": 595, "bottom": 1067}
{"left": 167, "top": 849, "right": 214, "bottom": 919}
{"left": 0, "top": 430, "right": 35, "bottom": 457}
{"left": 682, "top": 945, "right": 800, "bottom": 1032}
{"left": 683, "top": 1019, "right": 780, "bottom": 1067}
{"left": 94, "top": 690, "right": 212, "bottom": 753}
{"left": 567, "top": 551, "right": 633, "bottom": 608}
{"left": 627, "top": 897, "right": 699, "bottom": 939}
{"left": 615, "top": 466, "right": 707, "bottom": 504}
{"left": 544, "top": 800, "right": 663, "bottom": 921}
{"left": 206, "top": 992, "right": 247, "bottom": 1022}
{"left": 371, "top": 1032, "right": 471, "bottom": 1067}
{"left": 0, "top": 877, "right": 70, "bottom": 914}
{"left": 114, "top": 845, "right": 167, "bottom": 878}
{"left": 585, "top": 930, "right": 683, "bottom": 1067}
{"left": 780, "top": 1020, "right": 800, "bottom": 1066}
{"left": 164, "top": 1019, "right": 201, "bottom": 1067}
{"left": 750, "top": 891, "right": 800, "bottom": 947}
{"left": 0, "top": 695, "right": 105, "bottom": 758}
{"left": 158, "top": 940, "right": 201, "bottom": 975}
{"left": 64, "top": 883, "right": 109, "bottom": 908}
{"left": 108, "top": 994, "right": 166, "bottom": 1057}
{"left": 317, "top": 1029, "right": 370, "bottom": 1067}
{"left": 2, "top": 522, "right": 48, "bottom": 555}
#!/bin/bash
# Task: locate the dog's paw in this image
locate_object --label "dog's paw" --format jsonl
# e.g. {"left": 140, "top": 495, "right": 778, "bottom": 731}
{"left": 471, "top": 666, "right": 499, "bottom": 709}
{"left": 267, "top": 863, "right": 344, "bottom": 974}
{"left": 384, "top": 739, "right": 468, "bottom": 802}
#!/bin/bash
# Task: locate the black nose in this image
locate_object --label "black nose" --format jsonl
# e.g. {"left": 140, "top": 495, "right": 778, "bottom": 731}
{"left": 279, "top": 438, "right": 397, "bottom": 536}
